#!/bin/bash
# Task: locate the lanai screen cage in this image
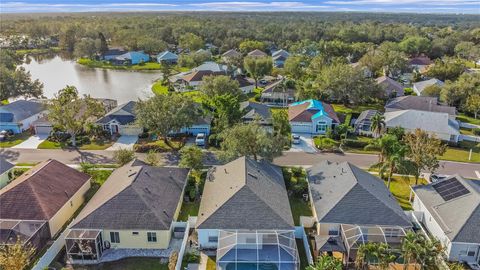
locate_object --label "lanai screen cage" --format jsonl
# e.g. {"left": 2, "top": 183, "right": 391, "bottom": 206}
{"left": 65, "top": 229, "right": 103, "bottom": 263}
{"left": 0, "top": 219, "right": 49, "bottom": 252}
{"left": 340, "top": 224, "right": 407, "bottom": 260}
{"left": 217, "top": 230, "right": 299, "bottom": 270}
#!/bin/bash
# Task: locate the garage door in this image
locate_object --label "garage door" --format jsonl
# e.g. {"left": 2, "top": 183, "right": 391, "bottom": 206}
{"left": 188, "top": 127, "right": 210, "bottom": 136}
{"left": 35, "top": 125, "right": 53, "bottom": 135}
{"left": 119, "top": 126, "right": 143, "bottom": 136}
{"left": 291, "top": 124, "right": 311, "bottom": 134}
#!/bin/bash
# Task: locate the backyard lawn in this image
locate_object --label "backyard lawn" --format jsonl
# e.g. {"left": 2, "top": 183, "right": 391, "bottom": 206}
{"left": 152, "top": 81, "right": 170, "bottom": 95}
{"left": 457, "top": 113, "right": 480, "bottom": 126}
{"left": 72, "top": 258, "right": 168, "bottom": 270}
{"left": 440, "top": 141, "right": 480, "bottom": 163}
{"left": 178, "top": 201, "right": 200, "bottom": 221}
{"left": 289, "top": 197, "right": 313, "bottom": 225}
{"left": 0, "top": 132, "right": 31, "bottom": 148}
{"left": 331, "top": 103, "right": 383, "bottom": 115}
{"left": 374, "top": 175, "right": 426, "bottom": 210}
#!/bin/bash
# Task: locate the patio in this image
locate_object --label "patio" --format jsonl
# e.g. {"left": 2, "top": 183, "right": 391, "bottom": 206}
{"left": 0, "top": 219, "right": 49, "bottom": 252}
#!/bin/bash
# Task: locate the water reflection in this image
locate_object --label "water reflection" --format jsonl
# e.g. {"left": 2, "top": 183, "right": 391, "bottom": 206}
{"left": 21, "top": 54, "right": 160, "bottom": 103}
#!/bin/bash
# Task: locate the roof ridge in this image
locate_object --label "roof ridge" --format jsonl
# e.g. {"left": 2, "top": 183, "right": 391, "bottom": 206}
{"left": 0, "top": 159, "right": 52, "bottom": 195}
{"left": 24, "top": 160, "right": 56, "bottom": 219}
{"left": 452, "top": 204, "right": 480, "bottom": 241}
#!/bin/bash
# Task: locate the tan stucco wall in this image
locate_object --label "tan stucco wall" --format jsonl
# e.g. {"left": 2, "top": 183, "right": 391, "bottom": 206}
{"left": 48, "top": 180, "right": 91, "bottom": 237}
{"left": 103, "top": 229, "right": 171, "bottom": 249}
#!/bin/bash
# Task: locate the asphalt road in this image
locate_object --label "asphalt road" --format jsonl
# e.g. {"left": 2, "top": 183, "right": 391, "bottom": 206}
{"left": 1, "top": 148, "right": 479, "bottom": 179}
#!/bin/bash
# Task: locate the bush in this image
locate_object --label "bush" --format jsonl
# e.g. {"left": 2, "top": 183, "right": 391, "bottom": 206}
{"left": 145, "top": 150, "right": 160, "bottom": 166}
{"left": 113, "top": 148, "right": 136, "bottom": 166}
{"left": 341, "top": 139, "right": 369, "bottom": 148}
{"left": 138, "top": 132, "right": 149, "bottom": 139}
{"left": 282, "top": 167, "right": 308, "bottom": 196}
{"left": 364, "top": 143, "right": 380, "bottom": 151}
{"left": 314, "top": 136, "right": 340, "bottom": 152}
{"left": 473, "top": 128, "right": 480, "bottom": 136}
{"left": 183, "top": 252, "right": 200, "bottom": 264}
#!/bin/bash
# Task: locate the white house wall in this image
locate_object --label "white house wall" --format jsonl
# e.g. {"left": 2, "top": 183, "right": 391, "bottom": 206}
{"left": 448, "top": 242, "right": 480, "bottom": 263}
{"left": 197, "top": 229, "right": 219, "bottom": 249}
{"left": 20, "top": 112, "right": 46, "bottom": 132}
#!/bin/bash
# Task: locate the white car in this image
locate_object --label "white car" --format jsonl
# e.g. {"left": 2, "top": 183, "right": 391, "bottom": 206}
{"left": 195, "top": 133, "right": 206, "bottom": 146}
{"left": 292, "top": 134, "right": 301, "bottom": 144}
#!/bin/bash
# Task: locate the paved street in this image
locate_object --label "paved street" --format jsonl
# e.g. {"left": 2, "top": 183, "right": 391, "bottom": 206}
{"left": 1, "top": 148, "right": 479, "bottom": 179}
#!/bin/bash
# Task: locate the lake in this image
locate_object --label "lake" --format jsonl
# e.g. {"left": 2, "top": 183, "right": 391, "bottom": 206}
{"left": 21, "top": 54, "right": 160, "bottom": 104}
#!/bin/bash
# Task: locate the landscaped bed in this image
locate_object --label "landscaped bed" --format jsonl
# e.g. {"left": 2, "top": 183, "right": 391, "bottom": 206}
{"left": 0, "top": 131, "right": 31, "bottom": 148}
{"left": 70, "top": 258, "right": 168, "bottom": 270}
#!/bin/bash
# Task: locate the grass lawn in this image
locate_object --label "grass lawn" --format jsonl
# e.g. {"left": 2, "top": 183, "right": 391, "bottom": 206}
{"left": 78, "top": 58, "right": 163, "bottom": 70}
{"left": 460, "top": 127, "right": 474, "bottom": 136}
{"left": 331, "top": 103, "right": 383, "bottom": 115}
{"left": 15, "top": 47, "right": 60, "bottom": 56}
{"left": 295, "top": 239, "right": 310, "bottom": 270}
{"left": 135, "top": 137, "right": 184, "bottom": 152}
{"left": 289, "top": 197, "right": 313, "bottom": 226}
{"left": 178, "top": 201, "right": 200, "bottom": 221}
{"left": 0, "top": 132, "right": 31, "bottom": 148}
{"left": 152, "top": 81, "right": 170, "bottom": 95}
{"left": 38, "top": 138, "right": 114, "bottom": 150}
{"left": 72, "top": 258, "right": 168, "bottom": 270}
{"left": 206, "top": 256, "right": 216, "bottom": 270}
{"left": 457, "top": 113, "right": 480, "bottom": 126}
{"left": 441, "top": 142, "right": 480, "bottom": 163}
{"left": 372, "top": 175, "right": 426, "bottom": 210}
{"left": 182, "top": 90, "right": 205, "bottom": 103}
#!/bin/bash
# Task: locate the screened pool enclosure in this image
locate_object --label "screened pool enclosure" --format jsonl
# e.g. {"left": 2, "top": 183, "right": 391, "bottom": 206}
{"left": 216, "top": 230, "right": 299, "bottom": 270}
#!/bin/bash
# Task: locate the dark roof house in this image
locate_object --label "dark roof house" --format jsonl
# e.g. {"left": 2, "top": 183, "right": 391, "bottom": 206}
{"left": 240, "top": 101, "right": 272, "bottom": 125}
{"left": 0, "top": 100, "right": 46, "bottom": 123}
{"left": 247, "top": 49, "right": 268, "bottom": 58}
{"left": 385, "top": 96, "right": 456, "bottom": 116}
{"left": 375, "top": 76, "right": 404, "bottom": 97}
{"left": 196, "top": 156, "right": 294, "bottom": 230}
{"left": 97, "top": 101, "right": 137, "bottom": 125}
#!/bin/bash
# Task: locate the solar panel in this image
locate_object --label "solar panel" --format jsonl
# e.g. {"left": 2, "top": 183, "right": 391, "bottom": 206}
{"left": 433, "top": 178, "right": 470, "bottom": 201}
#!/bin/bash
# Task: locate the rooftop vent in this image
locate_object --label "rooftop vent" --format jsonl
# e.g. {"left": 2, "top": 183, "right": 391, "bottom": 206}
{"left": 247, "top": 172, "right": 258, "bottom": 179}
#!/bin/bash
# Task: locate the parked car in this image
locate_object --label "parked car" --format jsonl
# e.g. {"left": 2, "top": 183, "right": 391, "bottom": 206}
{"left": 195, "top": 133, "right": 206, "bottom": 146}
{"left": 292, "top": 134, "right": 301, "bottom": 144}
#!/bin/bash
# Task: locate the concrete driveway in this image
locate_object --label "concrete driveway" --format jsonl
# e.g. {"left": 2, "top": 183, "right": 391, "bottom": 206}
{"left": 288, "top": 134, "right": 317, "bottom": 153}
{"left": 107, "top": 135, "right": 138, "bottom": 151}
{"left": 12, "top": 134, "right": 48, "bottom": 149}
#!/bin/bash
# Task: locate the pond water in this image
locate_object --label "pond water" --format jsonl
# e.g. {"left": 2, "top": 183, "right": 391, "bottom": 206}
{"left": 21, "top": 54, "right": 160, "bottom": 104}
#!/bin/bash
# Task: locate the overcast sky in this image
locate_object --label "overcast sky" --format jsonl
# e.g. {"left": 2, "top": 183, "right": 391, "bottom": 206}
{"left": 1, "top": 0, "right": 479, "bottom": 13}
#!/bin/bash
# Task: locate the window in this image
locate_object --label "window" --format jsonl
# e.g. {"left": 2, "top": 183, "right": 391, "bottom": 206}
{"left": 110, "top": 232, "right": 120, "bottom": 243}
{"left": 316, "top": 121, "right": 327, "bottom": 133}
{"left": 132, "top": 232, "right": 139, "bottom": 236}
{"left": 467, "top": 251, "right": 475, "bottom": 257}
{"left": 147, "top": 232, "right": 157, "bottom": 242}
{"left": 208, "top": 236, "right": 218, "bottom": 243}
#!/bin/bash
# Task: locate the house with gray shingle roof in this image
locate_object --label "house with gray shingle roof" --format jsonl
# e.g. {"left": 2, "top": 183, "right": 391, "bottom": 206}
{"left": 375, "top": 76, "right": 404, "bottom": 97}
{"left": 307, "top": 161, "right": 411, "bottom": 264}
{"left": 65, "top": 160, "right": 189, "bottom": 264}
{"left": 0, "top": 100, "right": 47, "bottom": 134}
{"left": 240, "top": 101, "right": 272, "bottom": 127}
{"left": 385, "top": 96, "right": 456, "bottom": 118}
{"left": 96, "top": 101, "right": 143, "bottom": 136}
{"left": 157, "top": 51, "right": 178, "bottom": 64}
{"left": 413, "top": 78, "right": 444, "bottom": 96}
{"left": 412, "top": 176, "right": 480, "bottom": 265}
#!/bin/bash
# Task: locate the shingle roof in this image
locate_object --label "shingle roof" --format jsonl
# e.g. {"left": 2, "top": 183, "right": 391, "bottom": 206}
{"left": 235, "top": 75, "right": 254, "bottom": 88}
{"left": 413, "top": 78, "right": 444, "bottom": 94}
{"left": 385, "top": 96, "right": 456, "bottom": 116}
{"left": 182, "top": 70, "right": 226, "bottom": 82}
{"left": 384, "top": 110, "right": 459, "bottom": 135}
{"left": 0, "top": 100, "right": 46, "bottom": 122}
{"left": 0, "top": 160, "right": 91, "bottom": 221}
{"left": 376, "top": 76, "right": 405, "bottom": 96}
{"left": 194, "top": 61, "right": 228, "bottom": 73}
{"left": 96, "top": 101, "right": 137, "bottom": 125}
{"left": 413, "top": 176, "right": 480, "bottom": 243}
{"left": 307, "top": 161, "right": 411, "bottom": 227}
{"left": 0, "top": 158, "right": 14, "bottom": 175}
{"left": 355, "top": 110, "right": 379, "bottom": 126}
{"left": 196, "top": 157, "right": 294, "bottom": 230}
{"left": 222, "top": 49, "right": 241, "bottom": 58}
{"left": 71, "top": 160, "right": 189, "bottom": 230}
{"left": 247, "top": 49, "right": 268, "bottom": 57}
{"left": 157, "top": 51, "right": 178, "bottom": 61}
{"left": 288, "top": 99, "right": 340, "bottom": 123}
{"left": 240, "top": 101, "right": 272, "bottom": 123}
{"left": 409, "top": 56, "right": 432, "bottom": 66}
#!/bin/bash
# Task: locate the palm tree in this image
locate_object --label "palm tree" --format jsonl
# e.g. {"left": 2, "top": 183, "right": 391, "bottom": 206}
{"left": 370, "top": 113, "right": 386, "bottom": 138}
{"left": 401, "top": 231, "right": 418, "bottom": 270}
{"left": 355, "top": 243, "right": 378, "bottom": 270}
{"left": 375, "top": 243, "right": 397, "bottom": 270}
{"left": 307, "top": 254, "right": 343, "bottom": 270}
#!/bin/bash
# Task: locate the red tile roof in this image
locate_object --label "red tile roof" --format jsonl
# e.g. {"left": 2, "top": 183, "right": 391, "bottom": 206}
{"left": 0, "top": 160, "right": 91, "bottom": 221}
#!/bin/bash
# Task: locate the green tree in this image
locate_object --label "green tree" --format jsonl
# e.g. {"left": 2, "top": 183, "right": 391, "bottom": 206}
{"left": 160, "top": 62, "right": 175, "bottom": 91}
{"left": 113, "top": 148, "right": 136, "bottom": 166}
{"left": 0, "top": 66, "right": 44, "bottom": 101}
{"left": 359, "top": 42, "right": 407, "bottom": 77}
{"left": 145, "top": 150, "right": 160, "bottom": 166}
{"left": 355, "top": 242, "right": 378, "bottom": 270}
{"left": 440, "top": 73, "right": 480, "bottom": 108}
{"left": 455, "top": 41, "right": 480, "bottom": 65}
{"left": 74, "top": 38, "right": 97, "bottom": 58}
{"left": 306, "top": 254, "right": 342, "bottom": 270}
{"left": 59, "top": 25, "right": 78, "bottom": 52}
{"left": 370, "top": 113, "right": 385, "bottom": 138}
{"left": 0, "top": 240, "right": 35, "bottom": 270}
{"left": 209, "top": 94, "right": 242, "bottom": 136}
{"left": 374, "top": 243, "right": 396, "bottom": 270}
{"left": 48, "top": 86, "right": 105, "bottom": 146}
{"left": 97, "top": 32, "right": 109, "bottom": 55}
{"left": 404, "top": 129, "right": 447, "bottom": 185}
{"left": 426, "top": 58, "right": 465, "bottom": 81}
{"left": 200, "top": 75, "right": 241, "bottom": 98}
{"left": 272, "top": 109, "right": 291, "bottom": 139}
{"left": 399, "top": 36, "right": 431, "bottom": 57}
{"left": 283, "top": 56, "right": 304, "bottom": 80}
{"left": 179, "top": 145, "right": 204, "bottom": 171}
{"left": 179, "top": 33, "right": 204, "bottom": 51}
{"left": 239, "top": 40, "right": 266, "bottom": 54}
{"left": 401, "top": 231, "right": 418, "bottom": 270}
{"left": 243, "top": 56, "right": 273, "bottom": 88}
{"left": 465, "top": 94, "right": 480, "bottom": 119}
{"left": 135, "top": 93, "right": 199, "bottom": 149}
{"left": 422, "top": 84, "right": 443, "bottom": 98}
{"left": 219, "top": 122, "right": 284, "bottom": 161}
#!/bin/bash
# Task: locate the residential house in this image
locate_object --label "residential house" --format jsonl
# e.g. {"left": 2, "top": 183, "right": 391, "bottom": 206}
{"left": 195, "top": 48, "right": 212, "bottom": 58}
{"left": 175, "top": 70, "right": 226, "bottom": 91}
{"left": 194, "top": 61, "right": 229, "bottom": 73}
{"left": 181, "top": 115, "right": 212, "bottom": 136}
{"left": 272, "top": 49, "right": 290, "bottom": 68}
{"left": 307, "top": 161, "right": 412, "bottom": 264}
{"left": 288, "top": 99, "right": 340, "bottom": 135}
{"left": 409, "top": 55, "right": 432, "bottom": 73}
{"left": 349, "top": 62, "right": 373, "bottom": 78}
{"left": 65, "top": 160, "right": 189, "bottom": 264}
{"left": 0, "top": 158, "right": 14, "bottom": 189}
{"left": 221, "top": 49, "right": 242, "bottom": 63}
{"left": 260, "top": 79, "right": 296, "bottom": 106}
{"left": 101, "top": 48, "right": 126, "bottom": 61}
{"left": 413, "top": 78, "right": 444, "bottom": 96}
{"left": 385, "top": 96, "right": 456, "bottom": 119}
{"left": 196, "top": 157, "right": 299, "bottom": 270}
{"left": 33, "top": 98, "right": 117, "bottom": 135}
{"left": 240, "top": 101, "right": 272, "bottom": 127}
{"left": 375, "top": 76, "right": 405, "bottom": 98}
{"left": 96, "top": 101, "right": 143, "bottom": 136}
{"left": 111, "top": 51, "right": 150, "bottom": 65}
{"left": 0, "top": 160, "right": 91, "bottom": 252}
{"left": 384, "top": 109, "right": 460, "bottom": 142}
{"left": 411, "top": 176, "right": 480, "bottom": 265}
{"left": 0, "top": 100, "right": 46, "bottom": 134}
{"left": 157, "top": 51, "right": 178, "bottom": 64}
{"left": 234, "top": 75, "right": 255, "bottom": 94}
{"left": 353, "top": 110, "right": 379, "bottom": 136}
{"left": 247, "top": 49, "right": 268, "bottom": 58}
